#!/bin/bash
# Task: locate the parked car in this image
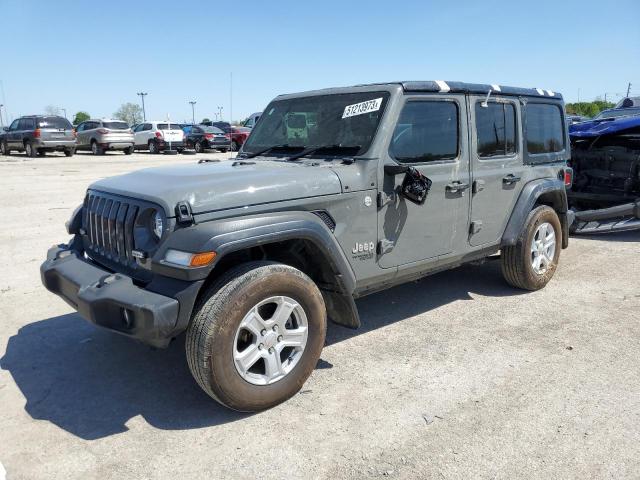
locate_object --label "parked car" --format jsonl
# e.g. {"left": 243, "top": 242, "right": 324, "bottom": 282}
{"left": 42, "top": 80, "right": 571, "bottom": 412}
{"left": 184, "top": 125, "right": 231, "bottom": 152}
{"left": 242, "top": 112, "right": 262, "bottom": 129}
{"left": 1, "top": 115, "right": 76, "bottom": 157}
{"left": 133, "top": 121, "right": 184, "bottom": 153}
{"left": 75, "top": 119, "right": 134, "bottom": 155}
{"left": 593, "top": 106, "right": 640, "bottom": 120}
{"left": 230, "top": 126, "right": 251, "bottom": 151}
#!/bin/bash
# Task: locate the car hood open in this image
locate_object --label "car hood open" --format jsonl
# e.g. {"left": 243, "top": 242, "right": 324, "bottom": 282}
{"left": 90, "top": 159, "right": 342, "bottom": 216}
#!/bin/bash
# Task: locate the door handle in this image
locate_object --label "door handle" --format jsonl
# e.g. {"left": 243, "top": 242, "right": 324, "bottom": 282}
{"left": 502, "top": 174, "right": 521, "bottom": 185}
{"left": 446, "top": 181, "right": 470, "bottom": 193}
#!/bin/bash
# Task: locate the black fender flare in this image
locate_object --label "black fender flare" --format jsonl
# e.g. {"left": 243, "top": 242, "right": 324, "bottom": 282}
{"left": 501, "top": 178, "right": 569, "bottom": 248}
{"left": 153, "top": 211, "right": 356, "bottom": 294}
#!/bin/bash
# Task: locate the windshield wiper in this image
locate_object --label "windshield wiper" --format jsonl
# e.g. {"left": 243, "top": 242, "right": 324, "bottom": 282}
{"left": 287, "top": 144, "right": 362, "bottom": 161}
{"left": 244, "top": 144, "right": 303, "bottom": 159}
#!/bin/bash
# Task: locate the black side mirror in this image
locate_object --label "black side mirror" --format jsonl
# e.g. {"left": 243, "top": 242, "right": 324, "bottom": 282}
{"left": 2, "top": 127, "right": 8, "bottom": 132}
{"left": 400, "top": 167, "right": 432, "bottom": 205}
{"left": 384, "top": 164, "right": 409, "bottom": 176}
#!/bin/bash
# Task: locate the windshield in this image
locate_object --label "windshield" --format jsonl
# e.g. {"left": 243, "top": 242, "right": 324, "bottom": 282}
{"left": 103, "top": 121, "right": 129, "bottom": 130}
{"left": 242, "top": 92, "right": 390, "bottom": 156}
{"left": 37, "top": 117, "right": 73, "bottom": 129}
{"left": 595, "top": 108, "right": 640, "bottom": 119}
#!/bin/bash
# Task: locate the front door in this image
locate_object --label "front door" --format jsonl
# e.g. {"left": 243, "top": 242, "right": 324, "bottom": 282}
{"left": 378, "top": 96, "right": 471, "bottom": 268}
{"left": 468, "top": 95, "right": 525, "bottom": 246}
{"left": 6, "top": 119, "right": 20, "bottom": 148}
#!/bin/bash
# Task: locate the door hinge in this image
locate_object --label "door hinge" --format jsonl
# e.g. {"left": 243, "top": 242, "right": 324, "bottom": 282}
{"left": 377, "top": 190, "right": 397, "bottom": 208}
{"left": 472, "top": 179, "right": 485, "bottom": 194}
{"left": 175, "top": 201, "right": 194, "bottom": 225}
{"left": 470, "top": 221, "right": 483, "bottom": 235}
{"left": 377, "top": 238, "right": 395, "bottom": 255}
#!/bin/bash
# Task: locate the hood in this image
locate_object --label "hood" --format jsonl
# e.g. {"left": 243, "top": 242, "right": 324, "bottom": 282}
{"left": 569, "top": 114, "right": 640, "bottom": 138}
{"left": 90, "top": 159, "right": 342, "bottom": 216}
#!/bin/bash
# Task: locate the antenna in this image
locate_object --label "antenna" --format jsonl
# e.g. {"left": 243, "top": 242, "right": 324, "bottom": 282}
{"left": 481, "top": 89, "right": 493, "bottom": 108}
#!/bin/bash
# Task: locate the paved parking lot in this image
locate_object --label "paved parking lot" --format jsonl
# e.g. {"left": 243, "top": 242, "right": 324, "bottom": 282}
{"left": 0, "top": 150, "right": 639, "bottom": 479}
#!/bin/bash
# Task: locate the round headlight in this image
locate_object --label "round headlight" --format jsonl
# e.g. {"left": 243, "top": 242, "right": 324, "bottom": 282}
{"left": 152, "top": 211, "right": 163, "bottom": 239}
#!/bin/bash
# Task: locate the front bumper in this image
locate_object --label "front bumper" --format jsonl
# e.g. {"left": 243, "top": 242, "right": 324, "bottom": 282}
{"left": 41, "top": 244, "right": 180, "bottom": 347}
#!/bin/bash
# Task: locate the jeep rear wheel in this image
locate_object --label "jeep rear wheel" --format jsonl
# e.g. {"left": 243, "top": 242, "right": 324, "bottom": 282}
{"left": 186, "top": 261, "right": 326, "bottom": 411}
{"left": 501, "top": 205, "right": 561, "bottom": 291}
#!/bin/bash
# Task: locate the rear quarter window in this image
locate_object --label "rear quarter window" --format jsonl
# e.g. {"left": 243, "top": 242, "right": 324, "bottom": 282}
{"left": 525, "top": 104, "right": 564, "bottom": 154}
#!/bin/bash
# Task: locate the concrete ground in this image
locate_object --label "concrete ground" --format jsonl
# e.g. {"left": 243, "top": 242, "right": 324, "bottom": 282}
{"left": 0, "top": 150, "right": 638, "bottom": 480}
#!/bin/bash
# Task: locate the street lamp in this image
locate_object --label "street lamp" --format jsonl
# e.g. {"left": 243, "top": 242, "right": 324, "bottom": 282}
{"left": 217, "top": 106, "right": 223, "bottom": 121}
{"left": 0, "top": 104, "right": 4, "bottom": 128}
{"left": 61, "top": 108, "right": 67, "bottom": 119}
{"left": 189, "top": 101, "right": 196, "bottom": 124}
{"left": 137, "top": 92, "right": 148, "bottom": 121}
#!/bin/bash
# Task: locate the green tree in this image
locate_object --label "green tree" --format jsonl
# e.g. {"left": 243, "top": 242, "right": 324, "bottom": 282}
{"left": 113, "top": 102, "right": 143, "bottom": 125}
{"left": 565, "top": 100, "right": 615, "bottom": 117}
{"left": 44, "top": 105, "right": 61, "bottom": 116}
{"left": 72, "top": 111, "right": 90, "bottom": 125}
{"left": 201, "top": 117, "right": 211, "bottom": 124}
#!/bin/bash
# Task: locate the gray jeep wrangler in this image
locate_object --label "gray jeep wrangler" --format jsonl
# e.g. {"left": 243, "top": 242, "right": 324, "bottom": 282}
{"left": 41, "top": 81, "right": 571, "bottom": 411}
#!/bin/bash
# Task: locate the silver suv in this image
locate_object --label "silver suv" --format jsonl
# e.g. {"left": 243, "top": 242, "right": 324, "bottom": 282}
{"left": 75, "top": 119, "right": 135, "bottom": 155}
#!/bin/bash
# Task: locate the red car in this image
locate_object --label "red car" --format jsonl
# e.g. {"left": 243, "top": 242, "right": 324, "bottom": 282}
{"left": 230, "top": 126, "right": 251, "bottom": 151}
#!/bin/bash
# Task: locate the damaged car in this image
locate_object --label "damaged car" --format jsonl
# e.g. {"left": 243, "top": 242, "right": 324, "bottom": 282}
{"left": 567, "top": 102, "right": 640, "bottom": 234}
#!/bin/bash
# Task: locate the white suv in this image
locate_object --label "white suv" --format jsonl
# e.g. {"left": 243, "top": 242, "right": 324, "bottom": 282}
{"left": 133, "top": 121, "right": 185, "bottom": 153}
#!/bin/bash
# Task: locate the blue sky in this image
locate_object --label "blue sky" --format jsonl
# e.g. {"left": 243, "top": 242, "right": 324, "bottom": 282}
{"left": 0, "top": 0, "right": 638, "bottom": 124}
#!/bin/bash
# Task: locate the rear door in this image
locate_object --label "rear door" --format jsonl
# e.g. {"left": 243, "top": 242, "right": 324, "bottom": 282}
{"left": 468, "top": 96, "right": 525, "bottom": 246}
{"left": 378, "top": 95, "right": 471, "bottom": 267}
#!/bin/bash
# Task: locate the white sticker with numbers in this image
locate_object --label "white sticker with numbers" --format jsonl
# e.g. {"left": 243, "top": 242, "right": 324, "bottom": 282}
{"left": 342, "top": 98, "right": 383, "bottom": 119}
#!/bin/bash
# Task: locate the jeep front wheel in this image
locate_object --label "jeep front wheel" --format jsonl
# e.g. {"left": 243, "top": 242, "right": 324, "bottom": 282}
{"left": 501, "top": 205, "right": 561, "bottom": 291}
{"left": 186, "top": 261, "right": 326, "bottom": 411}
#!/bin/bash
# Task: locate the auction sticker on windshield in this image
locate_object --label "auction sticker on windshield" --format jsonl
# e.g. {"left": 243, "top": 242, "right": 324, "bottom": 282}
{"left": 342, "top": 98, "right": 383, "bottom": 119}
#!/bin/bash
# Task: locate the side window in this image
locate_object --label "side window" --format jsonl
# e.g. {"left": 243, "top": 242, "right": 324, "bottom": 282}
{"left": 9, "top": 119, "right": 19, "bottom": 131}
{"left": 525, "top": 103, "right": 564, "bottom": 154}
{"left": 143, "top": 123, "right": 152, "bottom": 131}
{"left": 390, "top": 101, "right": 459, "bottom": 163}
{"left": 76, "top": 123, "right": 85, "bottom": 132}
{"left": 475, "top": 102, "right": 517, "bottom": 158}
{"left": 193, "top": 127, "right": 202, "bottom": 134}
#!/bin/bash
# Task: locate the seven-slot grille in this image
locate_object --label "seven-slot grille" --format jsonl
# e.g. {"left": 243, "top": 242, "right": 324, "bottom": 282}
{"left": 82, "top": 191, "right": 139, "bottom": 265}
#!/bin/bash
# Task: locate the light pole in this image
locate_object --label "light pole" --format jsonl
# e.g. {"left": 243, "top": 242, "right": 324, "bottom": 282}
{"left": 137, "top": 92, "right": 148, "bottom": 121}
{"left": 217, "top": 106, "right": 223, "bottom": 121}
{"left": 189, "top": 101, "right": 196, "bottom": 124}
{"left": 0, "top": 104, "right": 4, "bottom": 128}
{"left": 61, "top": 108, "right": 67, "bottom": 119}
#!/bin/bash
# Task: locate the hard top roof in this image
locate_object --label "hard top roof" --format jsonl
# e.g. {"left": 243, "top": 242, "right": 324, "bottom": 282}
{"left": 277, "top": 80, "right": 562, "bottom": 100}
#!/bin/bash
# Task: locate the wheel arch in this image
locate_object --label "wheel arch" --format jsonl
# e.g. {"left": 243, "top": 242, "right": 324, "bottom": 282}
{"left": 155, "top": 211, "right": 360, "bottom": 331}
{"left": 502, "top": 178, "right": 569, "bottom": 249}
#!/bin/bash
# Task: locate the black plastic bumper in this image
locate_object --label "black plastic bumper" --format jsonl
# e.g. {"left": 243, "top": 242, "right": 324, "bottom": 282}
{"left": 40, "top": 245, "right": 181, "bottom": 348}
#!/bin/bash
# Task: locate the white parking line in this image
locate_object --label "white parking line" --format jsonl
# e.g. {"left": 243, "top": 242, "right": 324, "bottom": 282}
{"left": 0, "top": 460, "right": 6, "bottom": 480}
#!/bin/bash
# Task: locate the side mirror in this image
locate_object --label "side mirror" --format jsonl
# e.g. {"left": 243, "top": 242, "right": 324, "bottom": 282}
{"left": 384, "top": 164, "right": 409, "bottom": 176}
{"left": 401, "top": 167, "right": 432, "bottom": 205}
{"left": 2, "top": 127, "right": 8, "bottom": 132}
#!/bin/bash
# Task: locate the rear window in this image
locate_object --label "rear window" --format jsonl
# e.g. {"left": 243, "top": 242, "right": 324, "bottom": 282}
{"left": 203, "top": 127, "right": 225, "bottom": 134}
{"left": 213, "top": 122, "right": 232, "bottom": 133}
{"left": 37, "top": 117, "right": 72, "bottom": 129}
{"left": 158, "top": 123, "right": 181, "bottom": 130}
{"left": 103, "top": 121, "right": 129, "bottom": 130}
{"left": 525, "top": 104, "right": 564, "bottom": 154}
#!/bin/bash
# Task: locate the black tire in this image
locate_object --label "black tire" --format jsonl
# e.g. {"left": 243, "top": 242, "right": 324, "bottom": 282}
{"left": 501, "top": 205, "right": 561, "bottom": 291}
{"left": 123, "top": 146, "right": 133, "bottom": 155}
{"left": 64, "top": 148, "right": 74, "bottom": 157}
{"left": 219, "top": 148, "right": 229, "bottom": 153}
{"left": 149, "top": 140, "right": 159, "bottom": 154}
{"left": 25, "top": 142, "right": 38, "bottom": 158}
{"left": 91, "top": 141, "right": 104, "bottom": 156}
{"left": 194, "top": 141, "right": 203, "bottom": 153}
{"left": 231, "top": 141, "right": 239, "bottom": 152}
{"left": 37, "top": 149, "right": 46, "bottom": 156}
{"left": 186, "top": 261, "right": 327, "bottom": 412}
{"left": 1, "top": 141, "right": 10, "bottom": 155}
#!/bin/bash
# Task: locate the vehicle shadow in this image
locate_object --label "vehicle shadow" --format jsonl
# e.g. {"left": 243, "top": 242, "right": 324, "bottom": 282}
{"left": 1, "top": 260, "right": 520, "bottom": 440}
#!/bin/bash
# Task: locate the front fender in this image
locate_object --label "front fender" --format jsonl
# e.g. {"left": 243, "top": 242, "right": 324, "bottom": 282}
{"left": 151, "top": 211, "right": 356, "bottom": 294}
{"left": 502, "top": 178, "right": 569, "bottom": 248}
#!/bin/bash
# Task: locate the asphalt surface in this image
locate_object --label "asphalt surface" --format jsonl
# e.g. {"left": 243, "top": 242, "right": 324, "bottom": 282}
{"left": 0, "top": 150, "right": 639, "bottom": 479}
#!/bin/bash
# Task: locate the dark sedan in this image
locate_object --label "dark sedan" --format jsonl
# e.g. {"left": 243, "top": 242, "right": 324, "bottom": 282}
{"left": 184, "top": 125, "right": 231, "bottom": 153}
